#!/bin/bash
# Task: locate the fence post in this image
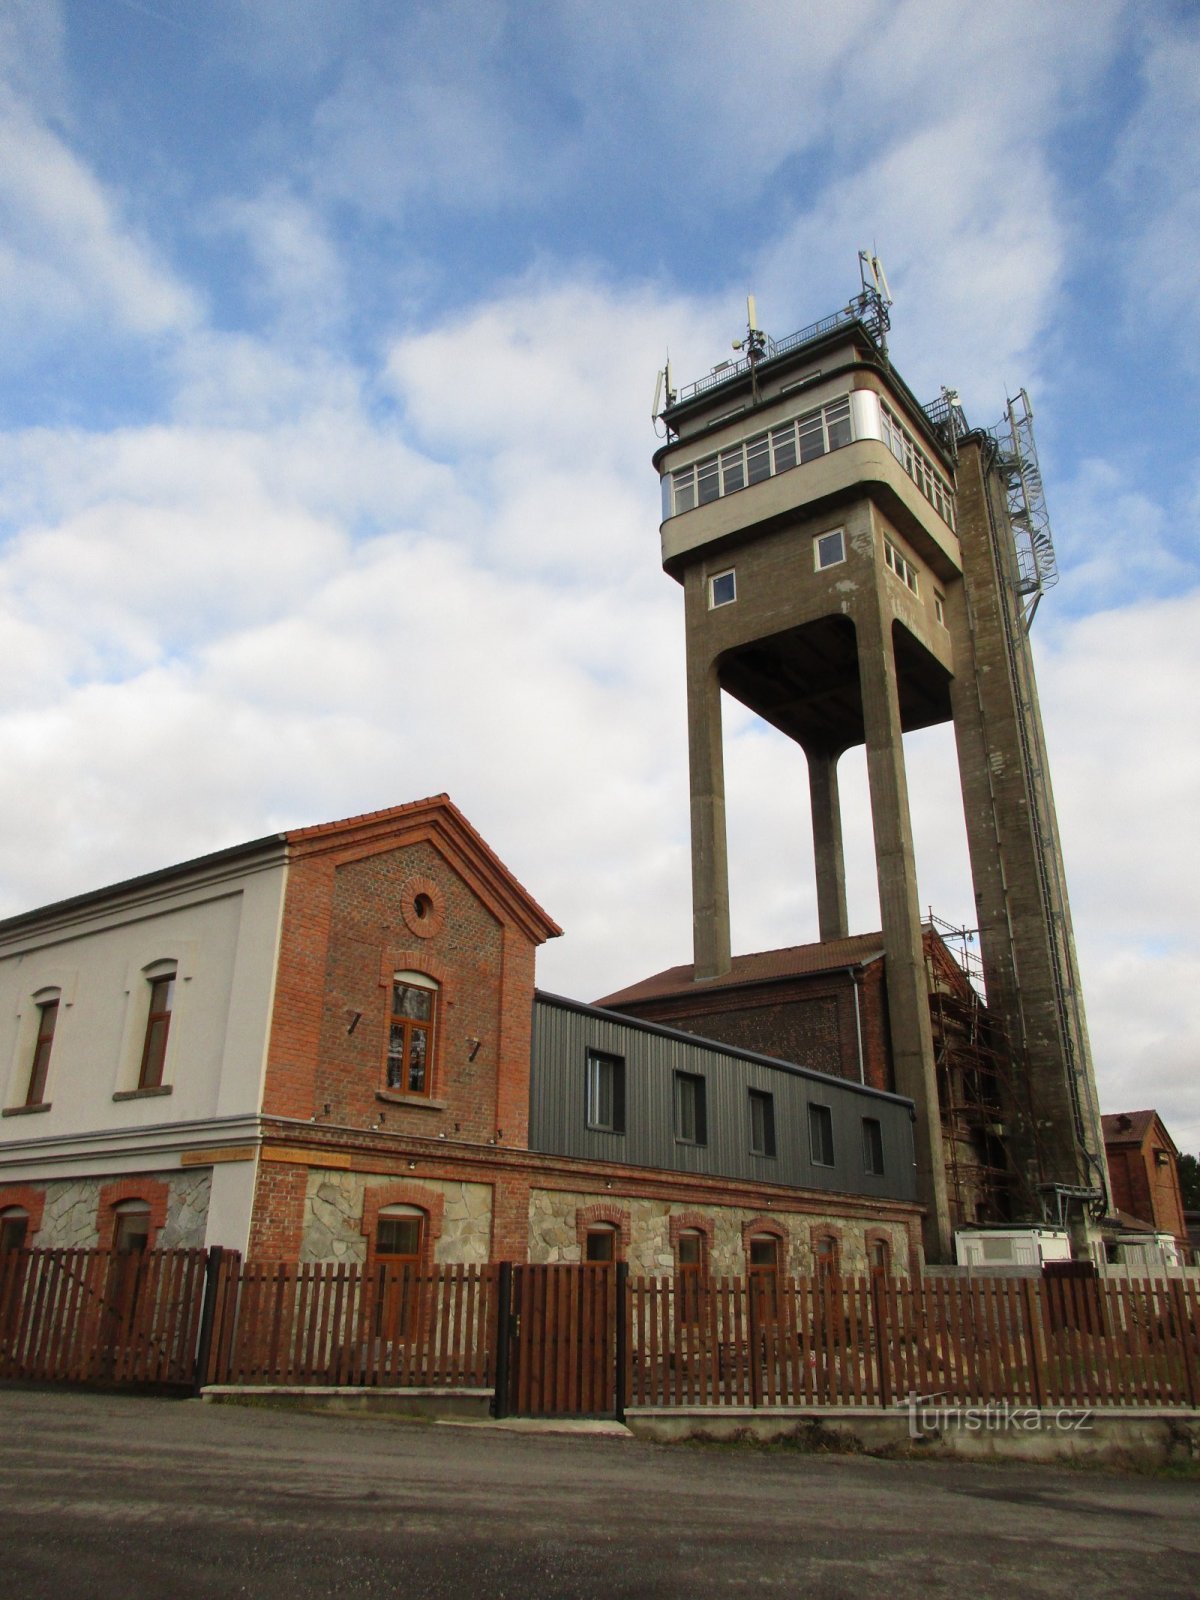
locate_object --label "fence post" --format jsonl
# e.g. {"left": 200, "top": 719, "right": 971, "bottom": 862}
{"left": 1020, "top": 1277, "right": 1045, "bottom": 1409}
{"left": 1169, "top": 1277, "right": 1200, "bottom": 1408}
{"left": 614, "top": 1261, "right": 628, "bottom": 1424}
{"left": 192, "top": 1246, "right": 225, "bottom": 1396}
{"left": 491, "top": 1262, "right": 513, "bottom": 1419}
{"left": 871, "top": 1275, "right": 892, "bottom": 1407}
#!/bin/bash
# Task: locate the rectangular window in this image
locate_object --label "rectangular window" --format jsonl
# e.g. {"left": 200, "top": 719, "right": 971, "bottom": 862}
{"left": 808, "top": 1102, "right": 834, "bottom": 1167}
{"left": 25, "top": 998, "right": 58, "bottom": 1106}
{"left": 139, "top": 972, "right": 175, "bottom": 1089}
{"left": 674, "top": 1071, "right": 707, "bottom": 1145}
{"left": 862, "top": 1117, "right": 885, "bottom": 1176}
{"left": 746, "top": 433, "right": 771, "bottom": 484}
{"left": 696, "top": 456, "right": 720, "bottom": 505}
{"left": 884, "top": 538, "right": 919, "bottom": 594}
{"left": 585, "top": 1050, "right": 625, "bottom": 1134}
{"left": 709, "top": 569, "right": 736, "bottom": 608}
{"left": 719, "top": 445, "right": 745, "bottom": 495}
{"left": 671, "top": 465, "right": 696, "bottom": 514}
{"left": 814, "top": 528, "right": 845, "bottom": 570}
{"left": 748, "top": 1089, "right": 776, "bottom": 1158}
{"left": 934, "top": 591, "right": 946, "bottom": 626}
{"left": 770, "top": 421, "right": 797, "bottom": 473}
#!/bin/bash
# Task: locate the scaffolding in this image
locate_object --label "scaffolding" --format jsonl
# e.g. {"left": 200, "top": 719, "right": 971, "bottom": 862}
{"left": 925, "top": 919, "right": 1047, "bottom": 1229}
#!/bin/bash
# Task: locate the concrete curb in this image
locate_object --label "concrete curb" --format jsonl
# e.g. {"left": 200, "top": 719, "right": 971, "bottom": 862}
{"left": 623, "top": 1405, "right": 1200, "bottom": 1467}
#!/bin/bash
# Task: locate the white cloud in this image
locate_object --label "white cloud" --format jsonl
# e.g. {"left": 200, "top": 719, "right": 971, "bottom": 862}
{"left": 1109, "top": 14, "right": 1200, "bottom": 354}
{"left": 0, "top": 99, "right": 198, "bottom": 355}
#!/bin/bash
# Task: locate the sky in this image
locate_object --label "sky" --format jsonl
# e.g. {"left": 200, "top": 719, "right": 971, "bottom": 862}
{"left": 0, "top": 0, "right": 1197, "bottom": 1155}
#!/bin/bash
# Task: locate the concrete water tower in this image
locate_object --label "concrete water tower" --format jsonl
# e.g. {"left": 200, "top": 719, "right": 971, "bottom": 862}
{"left": 651, "top": 263, "right": 1108, "bottom": 1260}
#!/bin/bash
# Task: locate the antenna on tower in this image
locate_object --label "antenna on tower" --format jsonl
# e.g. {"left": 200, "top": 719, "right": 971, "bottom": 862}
{"left": 651, "top": 355, "right": 677, "bottom": 436}
{"left": 856, "top": 249, "right": 893, "bottom": 351}
{"left": 731, "top": 294, "right": 769, "bottom": 400}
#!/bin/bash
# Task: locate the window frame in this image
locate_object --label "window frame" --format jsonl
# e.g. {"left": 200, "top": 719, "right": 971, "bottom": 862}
{"left": 708, "top": 569, "right": 736, "bottom": 608}
{"left": 666, "top": 392, "right": 857, "bottom": 519}
{"left": 0, "top": 1208, "right": 29, "bottom": 1253}
{"left": 584, "top": 1049, "right": 625, "bottom": 1134}
{"left": 25, "top": 997, "right": 59, "bottom": 1107}
{"left": 814, "top": 527, "right": 846, "bottom": 571}
{"left": 673, "top": 1070, "right": 708, "bottom": 1147}
{"left": 112, "top": 1199, "right": 152, "bottom": 1255}
{"left": 884, "top": 537, "right": 919, "bottom": 594}
{"left": 748, "top": 1088, "right": 776, "bottom": 1159}
{"left": 138, "top": 970, "right": 176, "bottom": 1090}
{"left": 862, "top": 1116, "right": 885, "bottom": 1176}
{"left": 585, "top": 1224, "right": 618, "bottom": 1264}
{"left": 386, "top": 972, "right": 438, "bottom": 1098}
{"left": 808, "top": 1102, "right": 835, "bottom": 1168}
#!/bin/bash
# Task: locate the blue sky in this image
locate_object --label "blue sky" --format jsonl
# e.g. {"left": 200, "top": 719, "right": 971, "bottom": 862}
{"left": 0, "top": 0, "right": 1197, "bottom": 1153}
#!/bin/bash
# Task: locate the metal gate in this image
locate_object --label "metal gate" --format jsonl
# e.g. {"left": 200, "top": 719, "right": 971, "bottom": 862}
{"left": 495, "top": 1263, "right": 621, "bottom": 1418}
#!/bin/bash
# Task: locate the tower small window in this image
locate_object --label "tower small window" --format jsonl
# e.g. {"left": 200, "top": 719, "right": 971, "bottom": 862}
{"left": 388, "top": 974, "right": 437, "bottom": 1096}
{"left": 934, "top": 591, "right": 946, "bottom": 626}
{"left": 814, "top": 528, "right": 845, "bottom": 570}
{"left": 139, "top": 972, "right": 175, "bottom": 1089}
{"left": 709, "top": 570, "right": 736, "bottom": 608}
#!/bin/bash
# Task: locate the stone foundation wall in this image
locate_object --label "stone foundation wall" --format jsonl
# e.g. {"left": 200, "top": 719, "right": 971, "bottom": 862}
{"left": 299, "top": 1169, "right": 492, "bottom": 1264}
{"left": 32, "top": 1170, "right": 211, "bottom": 1249}
{"left": 528, "top": 1187, "right": 911, "bottom": 1278}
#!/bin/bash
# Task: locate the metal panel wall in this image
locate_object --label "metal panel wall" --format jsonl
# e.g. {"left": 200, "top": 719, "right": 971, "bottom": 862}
{"left": 530, "top": 994, "right": 916, "bottom": 1203}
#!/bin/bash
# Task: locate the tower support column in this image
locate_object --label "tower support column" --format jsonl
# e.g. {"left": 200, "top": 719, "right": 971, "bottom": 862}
{"left": 686, "top": 651, "right": 731, "bottom": 980}
{"left": 856, "top": 596, "right": 952, "bottom": 1261}
{"left": 807, "top": 748, "right": 849, "bottom": 942}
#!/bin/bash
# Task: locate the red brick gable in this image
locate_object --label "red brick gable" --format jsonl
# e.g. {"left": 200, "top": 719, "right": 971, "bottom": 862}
{"left": 284, "top": 795, "right": 561, "bottom": 948}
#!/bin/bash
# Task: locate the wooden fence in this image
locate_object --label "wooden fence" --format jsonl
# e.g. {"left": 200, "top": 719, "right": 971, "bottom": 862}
{"left": 205, "top": 1257, "right": 497, "bottom": 1389}
{"left": 625, "top": 1272, "right": 1200, "bottom": 1410}
{"left": 0, "top": 1247, "right": 209, "bottom": 1388}
{"left": 2, "top": 1249, "right": 1197, "bottom": 1414}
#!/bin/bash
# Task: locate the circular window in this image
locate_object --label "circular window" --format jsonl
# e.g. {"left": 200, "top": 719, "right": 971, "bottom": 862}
{"left": 398, "top": 876, "right": 444, "bottom": 939}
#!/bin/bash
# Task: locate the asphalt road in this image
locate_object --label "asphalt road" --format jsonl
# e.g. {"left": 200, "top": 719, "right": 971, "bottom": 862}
{"left": 1, "top": 1390, "right": 1197, "bottom": 1599}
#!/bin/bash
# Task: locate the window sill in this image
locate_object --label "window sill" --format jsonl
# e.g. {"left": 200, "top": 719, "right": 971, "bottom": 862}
{"left": 113, "top": 1085, "right": 174, "bottom": 1102}
{"left": 2, "top": 1101, "right": 51, "bottom": 1117}
{"left": 375, "top": 1090, "right": 448, "bottom": 1111}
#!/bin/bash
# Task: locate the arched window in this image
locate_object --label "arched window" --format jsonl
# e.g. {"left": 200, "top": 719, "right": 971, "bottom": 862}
{"left": 139, "top": 969, "right": 176, "bottom": 1089}
{"left": 585, "top": 1223, "right": 618, "bottom": 1264}
{"left": 376, "top": 1204, "right": 424, "bottom": 1266}
{"left": 869, "top": 1237, "right": 891, "bottom": 1277}
{"left": 675, "top": 1228, "right": 705, "bottom": 1322}
{"left": 814, "top": 1233, "right": 840, "bottom": 1277}
{"left": 0, "top": 1207, "right": 29, "bottom": 1253}
{"left": 747, "top": 1233, "right": 781, "bottom": 1318}
{"left": 112, "top": 1199, "right": 152, "bottom": 1255}
{"left": 387, "top": 973, "right": 438, "bottom": 1097}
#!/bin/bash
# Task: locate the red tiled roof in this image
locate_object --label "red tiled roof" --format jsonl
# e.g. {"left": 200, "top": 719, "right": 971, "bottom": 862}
{"left": 1102, "top": 1109, "right": 1172, "bottom": 1149}
{"left": 595, "top": 931, "right": 886, "bottom": 1008}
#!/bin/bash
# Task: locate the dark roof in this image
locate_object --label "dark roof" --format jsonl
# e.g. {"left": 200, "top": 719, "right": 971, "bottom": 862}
{"left": 594, "top": 931, "right": 886, "bottom": 1008}
{"left": 536, "top": 989, "right": 915, "bottom": 1108}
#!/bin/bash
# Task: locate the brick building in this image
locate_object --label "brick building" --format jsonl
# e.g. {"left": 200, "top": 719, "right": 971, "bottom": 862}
{"left": 1102, "top": 1110, "right": 1188, "bottom": 1247}
{"left": 0, "top": 795, "right": 924, "bottom": 1279}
